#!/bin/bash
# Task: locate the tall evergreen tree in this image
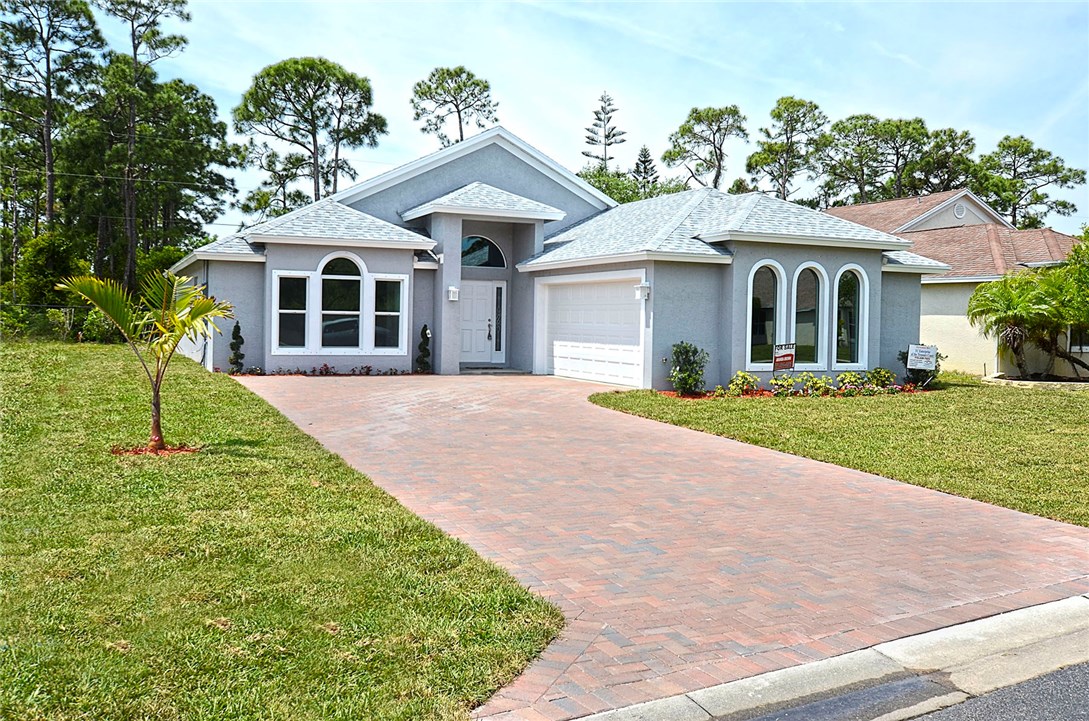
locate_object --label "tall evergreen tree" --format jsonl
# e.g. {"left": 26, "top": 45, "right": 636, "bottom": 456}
{"left": 631, "top": 145, "right": 659, "bottom": 196}
{"left": 662, "top": 105, "right": 747, "bottom": 190}
{"left": 233, "top": 56, "right": 388, "bottom": 202}
{"left": 582, "top": 92, "right": 627, "bottom": 170}
{"left": 1, "top": 0, "right": 104, "bottom": 225}
{"left": 96, "top": 0, "right": 190, "bottom": 290}
{"left": 813, "top": 114, "right": 883, "bottom": 204}
{"left": 410, "top": 66, "right": 497, "bottom": 147}
{"left": 906, "top": 127, "right": 976, "bottom": 194}
{"left": 874, "top": 117, "right": 928, "bottom": 199}
{"left": 745, "top": 96, "right": 826, "bottom": 200}
{"left": 972, "top": 135, "right": 1086, "bottom": 229}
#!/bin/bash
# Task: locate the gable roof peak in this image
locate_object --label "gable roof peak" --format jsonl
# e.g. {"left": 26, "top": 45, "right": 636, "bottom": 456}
{"left": 331, "top": 125, "right": 617, "bottom": 210}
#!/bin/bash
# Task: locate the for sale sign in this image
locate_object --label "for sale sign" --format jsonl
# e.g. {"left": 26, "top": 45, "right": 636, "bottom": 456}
{"left": 907, "top": 344, "right": 938, "bottom": 370}
{"left": 772, "top": 343, "right": 796, "bottom": 372}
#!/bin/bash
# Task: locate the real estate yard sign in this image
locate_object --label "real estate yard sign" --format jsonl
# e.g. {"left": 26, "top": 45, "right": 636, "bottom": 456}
{"left": 907, "top": 344, "right": 938, "bottom": 370}
{"left": 773, "top": 343, "right": 796, "bottom": 372}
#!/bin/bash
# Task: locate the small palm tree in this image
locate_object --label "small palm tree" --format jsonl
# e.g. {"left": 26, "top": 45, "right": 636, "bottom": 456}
{"left": 966, "top": 273, "right": 1048, "bottom": 378}
{"left": 59, "top": 272, "right": 233, "bottom": 450}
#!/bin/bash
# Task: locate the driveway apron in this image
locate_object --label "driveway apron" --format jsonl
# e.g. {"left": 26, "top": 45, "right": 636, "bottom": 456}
{"left": 238, "top": 375, "right": 1089, "bottom": 721}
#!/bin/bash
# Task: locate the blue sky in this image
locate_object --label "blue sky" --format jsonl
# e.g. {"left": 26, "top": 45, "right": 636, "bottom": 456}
{"left": 93, "top": 1, "right": 1089, "bottom": 234}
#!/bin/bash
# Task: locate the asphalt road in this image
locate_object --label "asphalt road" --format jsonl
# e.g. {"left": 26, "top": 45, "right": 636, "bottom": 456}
{"left": 918, "top": 662, "right": 1089, "bottom": 721}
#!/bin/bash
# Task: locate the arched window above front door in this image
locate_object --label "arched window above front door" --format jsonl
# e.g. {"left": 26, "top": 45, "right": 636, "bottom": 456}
{"left": 462, "top": 236, "right": 506, "bottom": 268}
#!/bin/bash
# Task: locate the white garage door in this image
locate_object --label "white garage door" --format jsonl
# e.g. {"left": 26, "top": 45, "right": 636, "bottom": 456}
{"left": 545, "top": 280, "right": 644, "bottom": 386}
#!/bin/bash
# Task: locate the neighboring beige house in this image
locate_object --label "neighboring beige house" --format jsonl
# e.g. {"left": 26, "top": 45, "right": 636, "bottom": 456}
{"left": 826, "top": 189, "right": 1084, "bottom": 377}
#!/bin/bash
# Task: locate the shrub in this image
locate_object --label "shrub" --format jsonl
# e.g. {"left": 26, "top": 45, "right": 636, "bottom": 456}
{"left": 228, "top": 322, "right": 245, "bottom": 374}
{"left": 712, "top": 384, "right": 727, "bottom": 398}
{"left": 668, "top": 341, "right": 710, "bottom": 396}
{"left": 416, "top": 324, "right": 432, "bottom": 373}
{"left": 867, "top": 367, "right": 896, "bottom": 388}
{"left": 795, "top": 371, "right": 835, "bottom": 396}
{"left": 81, "top": 308, "right": 122, "bottom": 343}
{"left": 836, "top": 371, "right": 866, "bottom": 387}
{"left": 768, "top": 373, "right": 796, "bottom": 397}
{"left": 897, "top": 349, "right": 947, "bottom": 385}
{"left": 45, "top": 308, "right": 78, "bottom": 340}
{"left": 727, "top": 370, "right": 761, "bottom": 396}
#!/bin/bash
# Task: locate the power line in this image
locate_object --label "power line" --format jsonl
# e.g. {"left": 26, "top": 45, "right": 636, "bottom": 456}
{"left": 4, "top": 164, "right": 233, "bottom": 190}
{"left": 7, "top": 125, "right": 398, "bottom": 165}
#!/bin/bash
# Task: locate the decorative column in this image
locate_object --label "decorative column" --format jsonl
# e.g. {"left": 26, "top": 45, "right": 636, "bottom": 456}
{"left": 430, "top": 212, "right": 463, "bottom": 375}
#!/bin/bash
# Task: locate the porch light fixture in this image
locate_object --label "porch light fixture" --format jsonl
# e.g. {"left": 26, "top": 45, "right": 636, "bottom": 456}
{"left": 634, "top": 282, "right": 651, "bottom": 300}
{"left": 447, "top": 285, "right": 460, "bottom": 301}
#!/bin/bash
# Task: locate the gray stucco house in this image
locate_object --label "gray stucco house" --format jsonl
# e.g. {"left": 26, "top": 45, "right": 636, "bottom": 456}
{"left": 173, "top": 127, "right": 948, "bottom": 388}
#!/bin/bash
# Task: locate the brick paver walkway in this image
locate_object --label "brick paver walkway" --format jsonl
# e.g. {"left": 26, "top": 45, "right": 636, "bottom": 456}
{"left": 238, "top": 374, "right": 1089, "bottom": 721}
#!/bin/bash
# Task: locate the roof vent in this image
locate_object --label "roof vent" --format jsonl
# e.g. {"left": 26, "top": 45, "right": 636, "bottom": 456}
{"left": 953, "top": 202, "right": 967, "bottom": 219}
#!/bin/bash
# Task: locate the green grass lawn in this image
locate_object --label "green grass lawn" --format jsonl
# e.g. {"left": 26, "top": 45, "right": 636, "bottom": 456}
{"left": 0, "top": 342, "right": 562, "bottom": 721}
{"left": 591, "top": 375, "right": 1089, "bottom": 528}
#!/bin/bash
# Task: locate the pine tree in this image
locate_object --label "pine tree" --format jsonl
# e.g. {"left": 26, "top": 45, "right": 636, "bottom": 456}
{"left": 631, "top": 145, "right": 659, "bottom": 196}
{"left": 582, "top": 92, "right": 626, "bottom": 170}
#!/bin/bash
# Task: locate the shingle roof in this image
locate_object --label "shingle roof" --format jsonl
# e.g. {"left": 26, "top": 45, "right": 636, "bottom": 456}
{"left": 195, "top": 234, "right": 264, "bottom": 258}
{"left": 882, "top": 249, "right": 951, "bottom": 272}
{"left": 402, "top": 181, "right": 564, "bottom": 219}
{"left": 522, "top": 189, "right": 908, "bottom": 268}
{"left": 700, "top": 192, "right": 910, "bottom": 244}
{"left": 902, "top": 225, "right": 1075, "bottom": 279}
{"left": 246, "top": 197, "right": 427, "bottom": 243}
{"left": 823, "top": 189, "right": 965, "bottom": 232}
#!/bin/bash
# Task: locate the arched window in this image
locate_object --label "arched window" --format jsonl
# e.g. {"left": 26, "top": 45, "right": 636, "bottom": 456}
{"left": 836, "top": 269, "right": 862, "bottom": 364}
{"left": 794, "top": 267, "right": 821, "bottom": 365}
{"left": 321, "top": 256, "right": 361, "bottom": 348}
{"left": 749, "top": 265, "right": 779, "bottom": 364}
{"left": 462, "top": 235, "right": 505, "bottom": 268}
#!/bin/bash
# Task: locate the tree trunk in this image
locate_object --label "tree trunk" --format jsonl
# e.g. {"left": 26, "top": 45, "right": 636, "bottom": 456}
{"left": 311, "top": 132, "right": 321, "bottom": 201}
{"left": 43, "top": 56, "right": 56, "bottom": 226}
{"left": 94, "top": 214, "right": 109, "bottom": 275}
{"left": 149, "top": 383, "right": 165, "bottom": 451}
{"left": 1013, "top": 346, "right": 1029, "bottom": 379}
{"left": 1034, "top": 335, "right": 1089, "bottom": 374}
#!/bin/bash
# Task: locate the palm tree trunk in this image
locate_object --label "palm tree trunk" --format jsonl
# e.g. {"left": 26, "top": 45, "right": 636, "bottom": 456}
{"left": 149, "top": 383, "right": 165, "bottom": 450}
{"left": 1014, "top": 347, "right": 1029, "bottom": 379}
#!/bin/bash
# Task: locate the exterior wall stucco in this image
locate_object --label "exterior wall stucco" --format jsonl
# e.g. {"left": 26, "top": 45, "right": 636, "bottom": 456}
{"left": 346, "top": 144, "right": 601, "bottom": 236}
{"left": 879, "top": 273, "right": 923, "bottom": 378}
{"left": 722, "top": 243, "right": 886, "bottom": 383}
{"left": 262, "top": 244, "right": 416, "bottom": 373}
{"left": 178, "top": 260, "right": 265, "bottom": 373}
{"left": 919, "top": 282, "right": 999, "bottom": 375}
{"left": 650, "top": 262, "right": 724, "bottom": 388}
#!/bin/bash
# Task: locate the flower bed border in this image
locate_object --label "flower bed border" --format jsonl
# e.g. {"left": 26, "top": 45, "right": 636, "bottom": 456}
{"left": 982, "top": 376, "right": 1089, "bottom": 391}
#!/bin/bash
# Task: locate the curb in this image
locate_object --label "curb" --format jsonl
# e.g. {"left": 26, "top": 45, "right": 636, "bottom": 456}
{"left": 578, "top": 594, "right": 1089, "bottom": 721}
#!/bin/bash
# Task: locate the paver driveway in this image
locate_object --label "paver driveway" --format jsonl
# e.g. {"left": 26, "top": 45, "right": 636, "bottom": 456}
{"left": 238, "top": 375, "right": 1089, "bottom": 721}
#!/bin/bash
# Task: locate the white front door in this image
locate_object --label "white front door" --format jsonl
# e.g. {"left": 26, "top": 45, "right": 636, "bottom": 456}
{"left": 460, "top": 280, "right": 506, "bottom": 364}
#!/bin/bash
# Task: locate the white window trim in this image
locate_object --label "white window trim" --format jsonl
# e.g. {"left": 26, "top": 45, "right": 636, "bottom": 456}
{"left": 367, "top": 273, "right": 410, "bottom": 356}
{"left": 745, "top": 259, "right": 788, "bottom": 371}
{"left": 319, "top": 264, "right": 364, "bottom": 351}
{"left": 790, "top": 262, "right": 830, "bottom": 372}
{"left": 832, "top": 263, "right": 869, "bottom": 371}
{"left": 270, "top": 251, "right": 411, "bottom": 357}
{"left": 272, "top": 271, "right": 311, "bottom": 352}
